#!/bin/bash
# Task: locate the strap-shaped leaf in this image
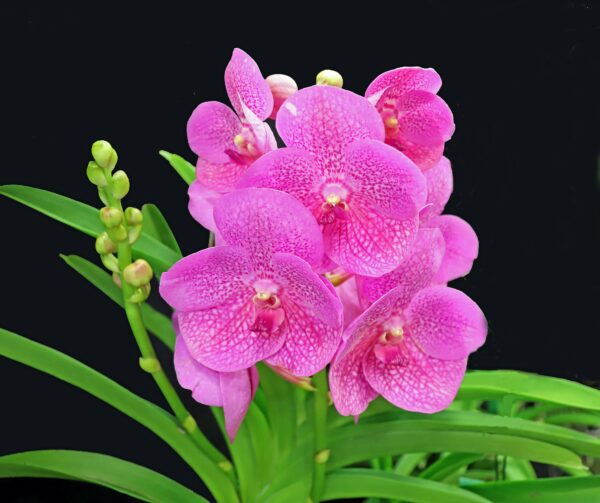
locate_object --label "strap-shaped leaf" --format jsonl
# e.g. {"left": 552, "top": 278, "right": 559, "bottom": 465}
{"left": 60, "top": 254, "right": 175, "bottom": 350}
{"left": 141, "top": 203, "right": 182, "bottom": 255}
{"left": 0, "top": 185, "right": 181, "bottom": 273}
{"left": 159, "top": 150, "right": 195, "bottom": 185}
{"left": 419, "top": 453, "right": 484, "bottom": 481}
{"left": 322, "top": 468, "right": 490, "bottom": 503}
{"left": 0, "top": 328, "right": 238, "bottom": 502}
{"left": 464, "top": 476, "right": 600, "bottom": 502}
{"left": 457, "top": 371, "right": 600, "bottom": 411}
{"left": 0, "top": 450, "right": 207, "bottom": 503}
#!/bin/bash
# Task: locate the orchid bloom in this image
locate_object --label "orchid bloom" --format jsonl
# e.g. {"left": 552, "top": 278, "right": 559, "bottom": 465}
{"left": 365, "top": 67, "right": 455, "bottom": 171}
{"left": 238, "top": 85, "right": 427, "bottom": 277}
{"left": 330, "top": 261, "right": 487, "bottom": 416}
{"left": 160, "top": 187, "right": 343, "bottom": 378}
{"left": 173, "top": 314, "right": 258, "bottom": 441}
{"left": 187, "top": 48, "right": 277, "bottom": 230}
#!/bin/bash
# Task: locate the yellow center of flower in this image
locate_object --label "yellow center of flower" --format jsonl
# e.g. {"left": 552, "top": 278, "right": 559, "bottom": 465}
{"left": 326, "top": 193, "right": 341, "bottom": 206}
{"left": 233, "top": 134, "right": 246, "bottom": 148}
{"left": 385, "top": 116, "right": 399, "bottom": 129}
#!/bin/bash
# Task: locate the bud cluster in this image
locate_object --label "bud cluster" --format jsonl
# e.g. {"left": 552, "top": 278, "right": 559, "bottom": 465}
{"left": 87, "top": 140, "right": 153, "bottom": 303}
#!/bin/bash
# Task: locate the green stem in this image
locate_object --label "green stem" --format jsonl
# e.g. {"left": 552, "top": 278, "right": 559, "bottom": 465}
{"left": 102, "top": 172, "right": 231, "bottom": 473}
{"left": 311, "top": 369, "right": 329, "bottom": 503}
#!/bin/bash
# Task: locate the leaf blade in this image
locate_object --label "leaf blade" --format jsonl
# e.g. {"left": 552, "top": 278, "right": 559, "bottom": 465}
{"left": 159, "top": 150, "right": 195, "bottom": 185}
{"left": 141, "top": 203, "right": 182, "bottom": 255}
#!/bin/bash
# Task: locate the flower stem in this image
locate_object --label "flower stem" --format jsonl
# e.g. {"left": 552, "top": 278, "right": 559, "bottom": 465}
{"left": 311, "top": 369, "right": 329, "bottom": 503}
{"left": 102, "top": 171, "right": 231, "bottom": 472}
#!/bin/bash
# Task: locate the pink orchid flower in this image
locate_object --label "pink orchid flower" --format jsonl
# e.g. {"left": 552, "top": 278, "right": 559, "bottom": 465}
{"left": 365, "top": 67, "right": 455, "bottom": 171}
{"left": 330, "top": 271, "right": 487, "bottom": 416}
{"left": 173, "top": 314, "right": 258, "bottom": 442}
{"left": 160, "top": 187, "right": 343, "bottom": 377}
{"left": 238, "top": 85, "right": 427, "bottom": 277}
{"left": 187, "top": 48, "right": 277, "bottom": 230}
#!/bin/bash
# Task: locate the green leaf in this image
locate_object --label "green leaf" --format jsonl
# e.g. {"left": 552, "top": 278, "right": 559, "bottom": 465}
{"left": 141, "top": 204, "right": 182, "bottom": 255}
{"left": 60, "top": 254, "right": 175, "bottom": 350}
{"left": 457, "top": 371, "right": 600, "bottom": 411}
{"left": 504, "top": 457, "right": 537, "bottom": 481}
{"left": 0, "top": 328, "right": 238, "bottom": 502}
{"left": 419, "top": 453, "right": 484, "bottom": 482}
{"left": 332, "top": 410, "right": 600, "bottom": 458}
{"left": 545, "top": 412, "right": 600, "bottom": 427}
{"left": 159, "top": 150, "right": 195, "bottom": 185}
{"left": 322, "top": 468, "right": 490, "bottom": 503}
{"left": 465, "top": 476, "right": 600, "bottom": 502}
{"left": 394, "top": 453, "right": 429, "bottom": 476}
{"left": 0, "top": 450, "right": 206, "bottom": 503}
{"left": 0, "top": 185, "right": 181, "bottom": 273}
{"left": 327, "top": 427, "right": 584, "bottom": 471}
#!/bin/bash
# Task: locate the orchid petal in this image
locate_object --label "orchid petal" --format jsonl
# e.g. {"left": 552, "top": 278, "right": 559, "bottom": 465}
{"left": 432, "top": 215, "right": 479, "bottom": 283}
{"left": 366, "top": 67, "right": 442, "bottom": 99}
{"left": 420, "top": 157, "right": 453, "bottom": 223}
{"left": 221, "top": 368, "right": 258, "bottom": 442}
{"left": 188, "top": 181, "right": 220, "bottom": 231}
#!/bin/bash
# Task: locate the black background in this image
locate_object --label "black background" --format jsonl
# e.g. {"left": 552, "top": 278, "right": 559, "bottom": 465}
{"left": 1, "top": 2, "right": 599, "bottom": 501}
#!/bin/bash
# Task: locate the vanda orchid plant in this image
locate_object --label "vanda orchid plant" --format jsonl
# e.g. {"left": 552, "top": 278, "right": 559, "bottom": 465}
{"left": 1, "top": 49, "right": 599, "bottom": 503}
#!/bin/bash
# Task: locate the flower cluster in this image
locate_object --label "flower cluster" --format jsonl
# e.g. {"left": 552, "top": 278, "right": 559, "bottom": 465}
{"left": 160, "top": 49, "right": 487, "bottom": 440}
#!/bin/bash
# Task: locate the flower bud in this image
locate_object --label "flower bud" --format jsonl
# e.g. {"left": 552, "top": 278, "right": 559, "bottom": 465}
{"left": 112, "top": 271, "right": 122, "bottom": 288}
{"left": 123, "top": 259, "right": 153, "bottom": 287}
{"left": 111, "top": 170, "right": 130, "bottom": 199}
{"left": 128, "top": 224, "right": 142, "bottom": 245}
{"left": 129, "top": 283, "right": 151, "bottom": 303}
{"left": 98, "top": 188, "right": 109, "bottom": 206}
{"left": 99, "top": 206, "right": 123, "bottom": 228}
{"left": 91, "top": 140, "right": 118, "bottom": 171}
{"left": 100, "top": 253, "right": 120, "bottom": 273}
{"left": 139, "top": 356, "right": 161, "bottom": 373}
{"left": 107, "top": 224, "right": 128, "bottom": 242}
{"left": 86, "top": 161, "right": 107, "bottom": 187}
{"left": 316, "top": 69, "right": 343, "bottom": 88}
{"left": 124, "top": 207, "right": 143, "bottom": 226}
{"left": 266, "top": 74, "right": 298, "bottom": 119}
{"left": 95, "top": 232, "right": 116, "bottom": 254}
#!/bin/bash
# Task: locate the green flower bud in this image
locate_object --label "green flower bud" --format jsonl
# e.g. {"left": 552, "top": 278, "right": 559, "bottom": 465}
{"left": 182, "top": 415, "right": 197, "bottom": 433}
{"left": 99, "top": 206, "right": 123, "bottom": 228}
{"left": 314, "top": 449, "right": 331, "bottom": 464}
{"left": 124, "top": 207, "right": 143, "bottom": 226}
{"left": 98, "top": 188, "right": 109, "bottom": 206}
{"left": 112, "top": 271, "right": 122, "bottom": 288}
{"left": 100, "top": 253, "right": 120, "bottom": 273}
{"left": 95, "top": 232, "right": 116, "bottom": 254}
{"left": 86, "top": 161, "right": 107, "bottom": 187}
{"left": 128, "top": 224, "right": 142, "bottom": 245}
{"left": 139, "top": 356, "right": 161, "bottom": 373}
{"left": 107, "top": 224, "right": 128, "bottom": 242}
{"left": 316, "top": 69, "right": 343, "bottom": 88}
{"left": 91, "top": 140, "right": 118, "bottom": 171}
{"left": 129, "top": 283, "right": 151, "bottom": 303}
{"left": 123, "top": 259, "right": 153, "bottom": 287}
{"left": 218, "top": 460, "right": 233, "bottom": 472}
{"left": 111, "top": 170, "right": 130, "bottom": 199}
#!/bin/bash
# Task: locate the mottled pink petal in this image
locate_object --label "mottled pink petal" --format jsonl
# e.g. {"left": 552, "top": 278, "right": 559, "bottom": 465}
{"left": 177, "top": 298, "right": 287, "bottom": 372}
{"left": 174, "top": 335, "right": 223, "bottom": 406}
{"left": 362, "top": 337, "right": 467, "bottom": 413}
{"left": 188, "top": 181, "right": 219, "bottom": 231}
{"left": 225, "top": 48, "right": 273, "bottom": 121}
{"left": 324, "top": 205, "right": 419, "bottom": 277}
{"left": 220, "top": 368, "right": 257, "bottom": 442}
{"left": 187, "top": 101, "right": 241, "bottom": 163}
{"left": 214, "top": 188, "right": 324, "bottom": 270}
{"left": 432, "top": 215, "right": 479, "bottom": 283}
{"left": 237, "top": 147, "right": 322, "bottom": 209}
{"left": 160, "top": 246, "right": 253, "bottom": 312}
{"left": 266, "top": 74, "right": 298, "bottom": 119}
{"left": 276, "top": 85, "right": 384, "bottom": 177}
{"left": 420, "top": 157, "right": 453, "bottom": 222}
{"left": 405, "top": 285, "right": 487, "bottom": 360}
{"left": 239, "top": 101, "right": 278, "bottom": 154}
{"left": 196, "top": 156, "right": 247, "bottom": 193}
{"left": 265, "top": 253, "right": 343, "bottom": 376}
{"left": 356, "top": 227, "right": 445, "bottom": 307}
{"left": 395, "top": 91, "right": 455, "bottom": 145}
{"left": 365, "top": 67, "right": 442, "bottom": 99}
{"left": 389, "top": 137, "right": 445, "bottom": 171}
{"left": 336, "top": 276, "right": 363, "bottom": 329}
{"left": 344, "top": 139, "right": 427, "bottom": 220}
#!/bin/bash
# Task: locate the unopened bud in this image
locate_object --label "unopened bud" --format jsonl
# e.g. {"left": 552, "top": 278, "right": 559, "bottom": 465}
{"left": 266, "top": 74, "right": 298, "bottom": 119}
{"left": 99, "top": 207, "right": 123, "bottom": 228}
{"left": 128, "top": 224, "right": 142, "bottom": 245}
{"left": 86, "top": 161, "right": 107, "bottom": 187}
{"left": 316, "top": 69, "right": 343, "bottom": 88}
{"left": 315, "top": 449, "right": 331, "bottom": 464}
{"left": 98, "top": 188, "right": 109, "bottom": 206}
{"left": 100, "top": 253, "right": 120, "bottom": 273}
{"left": 124, "top": 207, "right": 143, "bottom": 226}
{"left": 95, "top": 232, "right": 116, "bottom": 254}
{"left": 129, "top": 283, "right": 151, "bottom": 303}
{"left": 91, "top": 140, "right": 118, "bottom": 171}
{"left": 112, "top": 271, "right": 122, "bottom": 288}
{"left": 139, "top": 356, "right": 161, "bottom": 373}
{"left": 107, "top": 224, "right": 128, "bottom": 242}
{"left": 111, "top": 170, "right": 130, "bottom": 199}
{"left": 182, "top": 415, "right": 197, "bottom": 433}
{"left": 123, "top": 259, "right": 153, "bottom": 287}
